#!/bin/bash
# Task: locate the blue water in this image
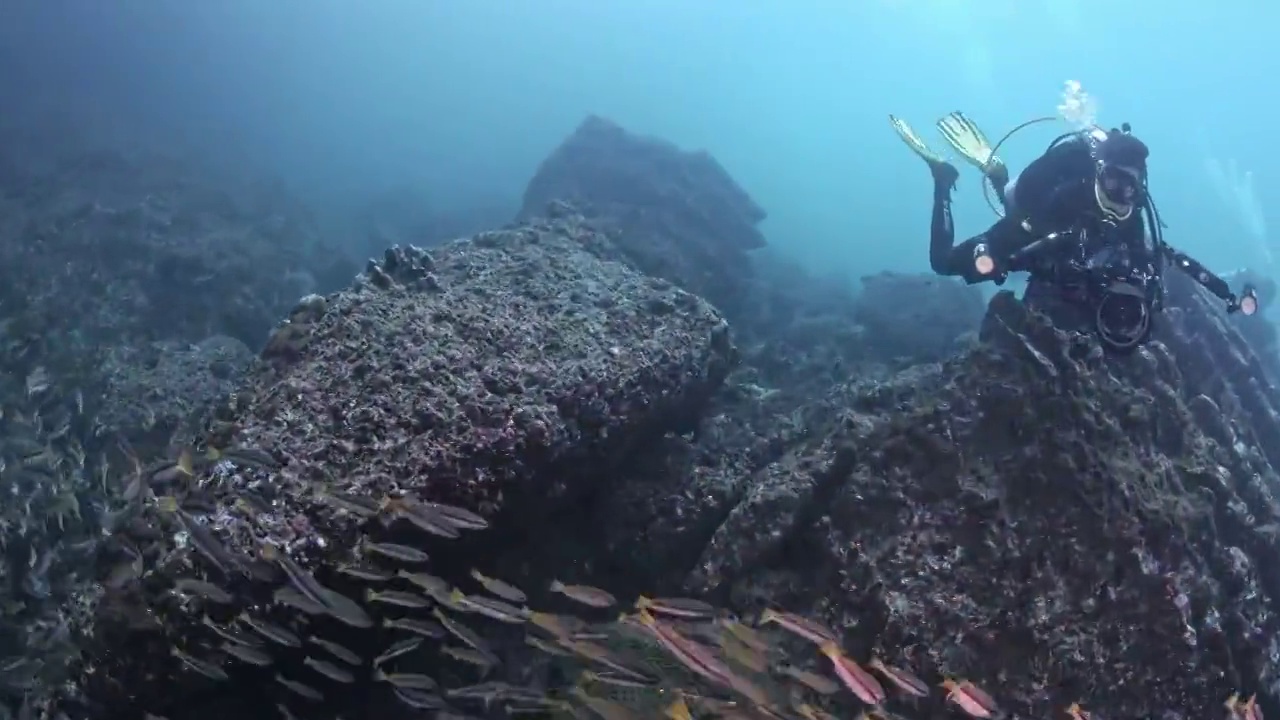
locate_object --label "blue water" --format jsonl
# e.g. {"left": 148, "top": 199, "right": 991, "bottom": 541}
{"left": 0, "top": 1, "right": 1271, "bottom": 282}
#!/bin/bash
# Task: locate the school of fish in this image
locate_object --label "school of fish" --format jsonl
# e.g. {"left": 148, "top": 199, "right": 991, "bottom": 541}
{"left": 0, "top": 359, "right": 1267, "bottom": 719}
{"left": 83, "top": 431, "right": 1268, "bottom": 720}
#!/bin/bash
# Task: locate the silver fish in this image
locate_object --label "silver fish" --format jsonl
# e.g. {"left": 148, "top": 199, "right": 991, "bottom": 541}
{"left": 239, "top": 614, "right": 301, "bottom": 647}
{"left": 336, "top": 563, "right": 394, "bottom": 582}
{"left": 393, "top": 687, "right": 448, "bottom": 710}
{"left": 308, "top": 636, "right": 361, "bottom": 666}
{"left": 383, "top": 617, "right": 446, "bottom": 639}
{"left": 275, "top": 674, "right": 324, "bottom": 701}
{"left": 373, "top": 637, "right": 423, "bottom": 667}
{"left": 304, "top": 656, "right": 355, "bottom": 683}
{"left": 222, "top": 641, "right": 273, "bottom": 667}
{"left": 171, "top": 647, "right": 228, "bottom": 681}
{"left": 366, "top": 588, "right": 431, "bottom": 608}
{"left": 202, "top": 616, "right": 263, "bottom": 648}
{"left": 174, "top": 578, "right": 234, "bottom": 604}
{"left": 274, "top": 586, "right": 327, "bottom": 615}
{"left": 375, "top": 669, "right": 439, "bottom": 691}
{"left": 360, "top": 539, "right": 429, "bottom": 564}
{"left": 397, "top": 570, "right": 449, "bottom": 593}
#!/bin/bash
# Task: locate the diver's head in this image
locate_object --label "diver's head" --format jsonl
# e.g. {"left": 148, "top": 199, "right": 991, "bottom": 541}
{"left": 1089, "top": 125, "right": 1149, "bottom": 219}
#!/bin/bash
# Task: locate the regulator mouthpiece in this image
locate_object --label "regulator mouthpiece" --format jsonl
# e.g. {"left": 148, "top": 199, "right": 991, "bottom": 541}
{"left": 973, "top": 243, "right": 996, "bottom": 275}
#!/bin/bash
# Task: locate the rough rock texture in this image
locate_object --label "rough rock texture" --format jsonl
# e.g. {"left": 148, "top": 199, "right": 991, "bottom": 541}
{"left": 74, "top": 209, "right": 735, "bottom": 718}
{"left": 853, "top": 271, "right": 986, "bottom": 365}
{"left": 520, "top": 115, "right": 766, "bottom": 318}
{"left": 691, "top": 286, "right": 1280, "bottom": 720}
{"left": 98, "top": 335, "right": 256, "bottom": 445}
{"left": 0, "top": 143, "right": 358, "bottom": 716}
{"left": 28, "top": 113, "right": 1280, "bottom": 720}
{"left": 0, "top": 147, "right": 355, "bottom": 448}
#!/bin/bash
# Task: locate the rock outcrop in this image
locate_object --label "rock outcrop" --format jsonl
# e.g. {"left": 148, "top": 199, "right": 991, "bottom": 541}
{"left": 520, "top": 115, "right": 766, "bottom": 318}
{"left": 23, "top": 116, "right": 1280, "bottom": 720}
{"left": 853, "top": 271, "right": 986, "bottom": 365}
{"left": 73, "top": 209, "right": 735, "bottom": 718}
{"left": 691, "top": 288, "right": 1280, "bottom": 720}
{"left": 97, "top": 335, "right": 256, "bottom": 447}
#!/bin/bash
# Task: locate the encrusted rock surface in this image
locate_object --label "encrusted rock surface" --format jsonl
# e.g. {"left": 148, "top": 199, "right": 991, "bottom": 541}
{"left": 241, "top": 209, "right": 731, "bottom": 522}
{"left": 74, "top": 210, "right": 735, "bottom": 718}
{"left": 0, "top": 141, "right": 354, "bottom": 717}
{"left": 691, "top": 289, "right": 1280, "bottom": 720}
{"left": 853, "top": 271, "right": 986, "bottom": 365}
{"left": 97, "top": 335, "right": 255, "bottom": 445}
{"left": 520, "top": 115, "right": 767, "bottom": 317}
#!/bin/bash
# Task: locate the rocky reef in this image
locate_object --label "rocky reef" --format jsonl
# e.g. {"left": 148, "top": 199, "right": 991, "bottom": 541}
{"left": 693, "top": 279, "right": 1280, "bottom": 720}
{"left": 4, "top": 113, "right": 1280, "bottom": 720}
{"left": 0, "top": 139, "right": 357, "bottom": 717}
{"left": 520, "top": 115, "right": 767, "bottom": 320}
{"left": 853, "top": 271, "right": 986, "bottom": 365}
{"left": 69, "top": 208, "right": 734, "bottom": 718}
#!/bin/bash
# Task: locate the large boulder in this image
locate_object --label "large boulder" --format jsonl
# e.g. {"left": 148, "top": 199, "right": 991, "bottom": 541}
{"left": 691, "top": 292, "right": 1280, "bottom": 720}
{"left": 72, "top": 208, "right": 735, "bottom": 718}
{"left": 520, "top": 115, "right": 766, "bottom": 318}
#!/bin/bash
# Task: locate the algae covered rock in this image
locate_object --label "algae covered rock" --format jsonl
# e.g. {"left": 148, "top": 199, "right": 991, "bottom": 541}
{"left": 238, "top": 211, "right": 732, "bottom": 520}
{"left": 520, "top": 115, "right": 766, "bottom": 317}
{"left": 692, "top": 291, "right": 1280, "bottom": 720}
{"left": 74, "top": 211, "right": 735, "bottom": 718}
{"left": 97, "top": 335, "right": 255, "bottom": 444}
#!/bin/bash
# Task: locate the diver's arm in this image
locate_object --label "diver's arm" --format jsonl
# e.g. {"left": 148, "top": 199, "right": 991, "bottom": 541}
{"left": 948, "top": 217, "right": 1036, "bottom": 284}
{"left": 1163, "top": 244, "right": 1236, "bottom": 302}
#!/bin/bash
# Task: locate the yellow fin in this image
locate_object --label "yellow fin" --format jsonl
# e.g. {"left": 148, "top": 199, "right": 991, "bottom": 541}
{"left": 176, "top": 448, "right": 194, "bottom": 476}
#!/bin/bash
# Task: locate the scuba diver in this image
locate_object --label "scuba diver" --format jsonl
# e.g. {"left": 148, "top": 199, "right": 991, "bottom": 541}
{"left": 889, "top": 111, "right": 1258, "bottom": 351}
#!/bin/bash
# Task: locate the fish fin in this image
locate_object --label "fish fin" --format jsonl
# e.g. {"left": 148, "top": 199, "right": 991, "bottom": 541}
{"left": 177, "top": 448, "right": 194, "bottom": 475}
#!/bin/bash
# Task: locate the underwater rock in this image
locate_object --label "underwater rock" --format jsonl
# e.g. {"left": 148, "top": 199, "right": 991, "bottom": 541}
{"left": 853, "top": 271, "right": 986, "bottom": 365}
{"left": 691, "top": 290, "right": 1280, "bottom": 720}
{"left": 1165, "top": 267, "right": 1280, "bottom": 382}
{"left": 98, "top": 335, "right": 255, "bottom": 448}
{"left": 72, "top": 211, "right": 735, "bottom": 717}
{"left": 0, "top": 146, "right": 351, "bottom": 367}
{"left": 520, "top": 115, "right": 767, "bottom": 318}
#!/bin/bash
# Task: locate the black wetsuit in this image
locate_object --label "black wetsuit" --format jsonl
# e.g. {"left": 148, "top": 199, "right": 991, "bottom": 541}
{"left": 927, "top": 132, "right": 1235, "bottom": 304}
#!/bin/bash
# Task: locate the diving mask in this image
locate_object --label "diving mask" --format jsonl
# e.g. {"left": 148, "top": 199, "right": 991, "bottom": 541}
{"left": 1095, "top": 163, "right": 1143, "bottom": 219}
